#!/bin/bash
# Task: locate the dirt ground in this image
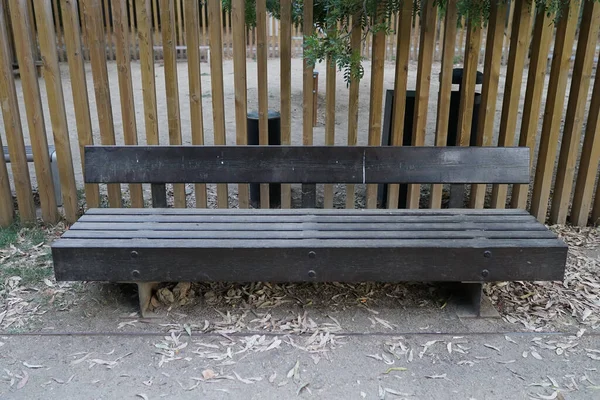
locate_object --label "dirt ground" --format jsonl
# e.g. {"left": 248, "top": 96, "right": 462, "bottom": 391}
{"left": 3, "top": 57, "right": 594, "bottom": 210}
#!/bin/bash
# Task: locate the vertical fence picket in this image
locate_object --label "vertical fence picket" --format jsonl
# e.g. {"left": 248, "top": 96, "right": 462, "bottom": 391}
{"left": 232, "top": 0, "right": 248, "bottom": 208}
{"left": 450, "top": 19, "right": 482, "bottom": 208}
{"left": 280, "top": 0, "right": 292, "bottom": 209}
{"left": 323, "top": 23, "right": 336, "bottom": 209}
{"left": 159, "top": 0, "right": 186, "bottom": 207}
{"left": 406, "top": 1, "right": 436, "bottom": 209}
{"left": 208, "top": 0, "right": 228, "bottom": 208}
{"left": 509, "top": 7, "right": 553, "bottom": 210}
{"left": 491, "top": 0, "right": 532, "bottom": 208}
{"left": 102, "top": 0, "right": 114, "bottom": 60}
{"left": 345, "top": 11, "right": 361, "bottom": 210}
{"left": 83, "top": 0, "right": 122, "bottom": 207}
{"left": 129, "top": 0, "right": 138, "bottom": 60}
{"left": 469, "top": 0, "right": 506, "bottom": 209}
{"left": 61, "top": 0, "right": 100, "bottom": 208}
{"left": 365, "top": 6, "right": 387, "bottom": 209}
{"left": 136, "top": 0, "right": 160, "bottom": 149}
{"left": 430, "top": 0, "right": 458, "bottom": 209}
{"left": 256, "top": 0, "right": 269, "bottom": 208}
{"left": 302, "top": 0, "right": 314, "bottom": 207}
{"left": 51, "top": 0, "right": 65, "bottom": 61}
{"left": 34, "top": 0, "right": 79, "bottom": 222}
{"left": 387, "top": 0, "right": 412, "bottom": 209}
{"left": 175, "top": 0, "right": 183, "bottom": 59}
{"left": 185, "top": 0, "right": 207, "bottom": 208}
{"left": 113, "top": 0, "right": 144, "bottom": 208}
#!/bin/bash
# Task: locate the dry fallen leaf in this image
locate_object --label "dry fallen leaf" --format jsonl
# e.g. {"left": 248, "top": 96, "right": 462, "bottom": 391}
{"left": 297, "top": 382, "right": 310, "bottom": 396}
{"left": 269, "top": 372, "right": 277, "bottom": 383}
{"left": 483, "top": 344, "right": 501, "bottom": 354}
{"left": 426, "top": 373, "right": 447, "bottom": 379}
{"left": 384, "top": 387, "right": 411, "bottom": 397}
{"left": 531, "top": 350, "right": 543, "bottom": 360}
{"left": 505, "top": 336, "right": 517, "bottom": 345}
{"left": 535, "top": 391, "right": 559, "bottom": 400}
{"left": 384, "top": 367, "right": 408, "bottom": 374}
{"left": 22, "top": 362, "right": 44, "bottom": 369}
{"left": 16, "top": 370, "right": 28, "bottom": 389}
{"left": 287, "top": 360, "right": 300, "bottom": 382}
{"left": 136, "top": 394, "right": 149, "bottom": 400}
{"left": 202, "top": 369, "right": 216, "bottom": 380}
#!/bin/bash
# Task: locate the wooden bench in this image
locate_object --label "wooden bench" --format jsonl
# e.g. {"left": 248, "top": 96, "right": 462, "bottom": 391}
{"left": 51, "top": 146, "right": 567, "bottom": 317}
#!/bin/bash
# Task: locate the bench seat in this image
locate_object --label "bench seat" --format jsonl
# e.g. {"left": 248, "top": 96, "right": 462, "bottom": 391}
{"left": 52, "top": 208, "right": 567, "bottom": 283}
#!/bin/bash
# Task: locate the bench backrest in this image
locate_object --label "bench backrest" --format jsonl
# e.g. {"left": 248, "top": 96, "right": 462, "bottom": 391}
{"left": 85, "top": 146, "right": 529, "bottom": 184}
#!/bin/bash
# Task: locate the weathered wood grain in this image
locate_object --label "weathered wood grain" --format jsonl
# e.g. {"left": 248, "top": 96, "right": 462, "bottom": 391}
{"left": 85, "top": 146, "right": 530, "bottom": 184}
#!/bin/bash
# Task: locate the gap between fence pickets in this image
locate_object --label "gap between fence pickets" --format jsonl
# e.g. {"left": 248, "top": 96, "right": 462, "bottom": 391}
{"left": 362, "top": 149, "right": 366, "bottom": 184}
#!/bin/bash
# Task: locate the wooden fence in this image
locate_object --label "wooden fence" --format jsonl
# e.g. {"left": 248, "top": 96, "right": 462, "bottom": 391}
{"left": 0, "top": 0, "right": 600, "bottom": 228}
{"left": 2, "top": 0, "right": 493, "bottom": 64}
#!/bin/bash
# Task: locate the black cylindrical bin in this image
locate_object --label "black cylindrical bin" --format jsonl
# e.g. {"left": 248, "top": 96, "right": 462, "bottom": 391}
{"left": 378, "top": 68, "right": 483, "bottom": 208}
{"left": 247, "top": 110, "right": 281, "bottom": 208}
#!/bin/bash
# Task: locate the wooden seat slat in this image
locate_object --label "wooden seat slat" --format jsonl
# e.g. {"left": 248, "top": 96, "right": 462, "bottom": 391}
{"left": 67, "top": 222, "right": 548, "bottom": 232}
{"left": 62, "top": 229, "right": 558, "bottom": 240}
{"left": 77, "top": 213, "right": 537, "bottom": 224}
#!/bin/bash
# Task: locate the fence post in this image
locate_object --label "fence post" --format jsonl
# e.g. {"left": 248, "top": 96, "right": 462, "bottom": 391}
{"left": 113, "top": 0, "right": 144, "bottom": 208}
{"left": 491, "top": 0, "right": 532, "bottom": 209}
{"left": 387, "top": 0, "right": 413, "bottom": 209}
{"left": 256, "top": 0, "right": 270, "bottom": 208}
{"left": 208, "top": 0, "right": 228, "bottom": 208}
{"left": 302, "top": 0, "right": 315, "bottom": 208}
{"left": 430, "top": 0, "right": 458, "bottom": 209}
{"left": 345, "top": 11, "right": 361, "bottom": 210}
{"left": 136, "top": 0, "right": 160, "bottom": 150}
{"left": 280, "top": 0, "right": 292, "bottom": 209}
{"left": 406, "top": 0, "right": 436, "bottom": 209}
{"left": 470, "top": 0, "right": 507, "bottom": 209}
{"left": 83, "top": 0, "right": 122, "bottom": 208}
{"left": 159, "top": 0, "right": 186, "bottom": 208}
{"left": 185, "top": 0, "right": 208, "bottom": 208}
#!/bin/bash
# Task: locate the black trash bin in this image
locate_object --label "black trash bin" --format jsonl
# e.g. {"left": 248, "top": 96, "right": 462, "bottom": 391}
{"left": 247, "top": 110, "right": 281, "bottom": 208}
{"left": 378, "top": 68, "right": 483, "bottom": 208}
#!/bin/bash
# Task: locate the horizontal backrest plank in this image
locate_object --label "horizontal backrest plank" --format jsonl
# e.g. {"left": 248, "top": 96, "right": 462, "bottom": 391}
{"left": 84, "top": 146, "right": 530, "bottom": 184}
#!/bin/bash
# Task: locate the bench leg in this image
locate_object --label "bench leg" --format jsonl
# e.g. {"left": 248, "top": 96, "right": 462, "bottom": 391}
{"left": 453, "top": 282, "right": 482, "bottom": 317}
{"left": 451, "top": 282, "right": 500, "bottom": 319}
{"left": 137, "top": 282, "right": 158, "bottom": 318}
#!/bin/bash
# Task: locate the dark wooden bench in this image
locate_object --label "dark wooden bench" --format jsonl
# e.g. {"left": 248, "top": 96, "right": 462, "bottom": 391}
{"left": 51, "top": 146, "right": 567, "bottom": 317}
